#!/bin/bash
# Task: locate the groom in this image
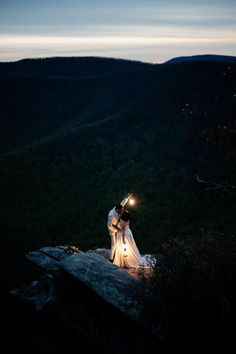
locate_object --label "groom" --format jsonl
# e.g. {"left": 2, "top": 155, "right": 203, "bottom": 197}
{"left": 107, "top": 203, "right": 123, "bottom": 262}
{"left": 107, "top": 194, "right": 133, "bottom": 261}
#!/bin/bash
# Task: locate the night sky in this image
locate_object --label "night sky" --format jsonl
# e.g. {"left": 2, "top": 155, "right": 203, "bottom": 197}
{"left": 0, "top": 0, "right": 235, "bottom": 62}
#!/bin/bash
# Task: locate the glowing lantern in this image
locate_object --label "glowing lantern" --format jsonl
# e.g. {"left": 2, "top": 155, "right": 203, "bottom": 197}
{"left": 121, "top": 193, "right": 136, "bottom": 207}
{"left": 129, "top": 197, "right": 135, "bottom": 206}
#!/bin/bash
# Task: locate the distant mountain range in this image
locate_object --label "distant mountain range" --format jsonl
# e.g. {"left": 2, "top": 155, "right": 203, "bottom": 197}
{"left": 165, "top": 54, "right": 236, "bottom": 65}
{"left": 0, "top": 55, "right": 235, "bottom": 278}
{"left": 0, "top": 56, "right": 151, "bottom": 78}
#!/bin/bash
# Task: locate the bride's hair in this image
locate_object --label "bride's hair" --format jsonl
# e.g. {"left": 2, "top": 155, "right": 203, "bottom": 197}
{"left": 120, "top": 210, "right": 130, "bottom": 222}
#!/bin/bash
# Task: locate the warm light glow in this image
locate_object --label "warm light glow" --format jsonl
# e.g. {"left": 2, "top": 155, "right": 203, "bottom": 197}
{"left": 129, "top": 198, "right": 135, "bottom": 206}
{"left": 122, "top": 243, "right": 128, "bottom": 257}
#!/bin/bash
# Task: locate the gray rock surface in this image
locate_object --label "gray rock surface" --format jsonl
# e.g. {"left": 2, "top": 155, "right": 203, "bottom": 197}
{"left": 25, "top": 246, "right": 147, "bottom": 319}
{"left": 26, "top": 245, "right": 75, "bottom": 270}
{"left": 10, "top": 273, "right": 57, "bottom": 311}
{"left": 59, "top": 251, "right": 144, "bottom": 319}
{"left": 12, "top": 246, "right": 158, "bottom": 339}
{"left": 9, "top": 246, "right": 163, "bottom": 354}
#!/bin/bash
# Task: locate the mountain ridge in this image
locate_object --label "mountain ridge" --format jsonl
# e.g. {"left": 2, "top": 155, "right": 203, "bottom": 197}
{"left": 0, "top": 56, "right": 153, "bottom": 78}
{"left": 165, "top": 54, "right": 236, "bottom": 65}
{"left": 0, "top": 55, "right": 235, "bottom": 155}
{"left": 0, "top": 54, "right": 235, "bottom": 262}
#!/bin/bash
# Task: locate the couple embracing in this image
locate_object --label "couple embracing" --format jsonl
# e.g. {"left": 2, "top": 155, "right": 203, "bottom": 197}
{"left": 107, "top": 195, "right": 148, "bottom": 268}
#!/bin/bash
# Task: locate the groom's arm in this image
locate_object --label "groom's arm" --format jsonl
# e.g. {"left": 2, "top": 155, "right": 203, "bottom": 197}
{"left": 120, "top": 193, "right": 133, "bottom": 207}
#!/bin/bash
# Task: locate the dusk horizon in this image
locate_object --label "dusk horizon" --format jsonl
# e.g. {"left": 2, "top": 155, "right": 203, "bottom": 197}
{"left": 1, "top": 53, "right": 236, "bottom": 66}
{"left": 0, "top": 0, "right": 235, "bottom": 63}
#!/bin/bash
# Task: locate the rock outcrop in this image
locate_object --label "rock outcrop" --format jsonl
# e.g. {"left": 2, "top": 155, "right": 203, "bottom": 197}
{"left": 11, "top": 246, "right": 162, "bottom": 354}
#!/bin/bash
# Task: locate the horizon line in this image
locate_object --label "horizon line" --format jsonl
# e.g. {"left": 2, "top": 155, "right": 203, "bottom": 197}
{"left": 1, "top": 53, "right": 236, "bottom": 65}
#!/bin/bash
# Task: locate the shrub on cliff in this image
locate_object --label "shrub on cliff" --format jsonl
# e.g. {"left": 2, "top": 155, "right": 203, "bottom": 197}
{"left": 143, "top": 228, "right": 236, "bottom": 352}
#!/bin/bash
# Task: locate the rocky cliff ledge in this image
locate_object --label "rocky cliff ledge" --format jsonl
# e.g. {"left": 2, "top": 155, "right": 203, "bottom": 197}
{"left": 10, "top": 246, "right": 164, "bottom": 354}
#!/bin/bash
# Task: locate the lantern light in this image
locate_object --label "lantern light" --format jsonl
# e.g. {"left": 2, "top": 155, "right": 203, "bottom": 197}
{"left": 129, "top": 197, "right": 135, "bottom": 206}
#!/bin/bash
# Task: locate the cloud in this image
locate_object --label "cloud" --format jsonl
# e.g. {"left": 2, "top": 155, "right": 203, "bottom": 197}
{"left": 0, "top": 25, "right": 235, "bottom": 62}
{"left": 0, "top": 1, "right": 235, "bottom": 61}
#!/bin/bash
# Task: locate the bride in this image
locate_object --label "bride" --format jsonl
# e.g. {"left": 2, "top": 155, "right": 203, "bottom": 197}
{"left": 113, "top": 210, "right": 149, "bottom": 268}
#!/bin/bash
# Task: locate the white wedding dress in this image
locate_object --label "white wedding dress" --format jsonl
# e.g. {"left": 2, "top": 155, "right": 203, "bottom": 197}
{"left": 113, "top": 220, "right": 150, "bottom": 268}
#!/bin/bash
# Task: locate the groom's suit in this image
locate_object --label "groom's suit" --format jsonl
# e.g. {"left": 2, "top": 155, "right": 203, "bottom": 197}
{"left": 107, "top": 207, "right": 120, "bottom": 261}
{"left": 107, "top": 197, "right": 128, "bottom": 260}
